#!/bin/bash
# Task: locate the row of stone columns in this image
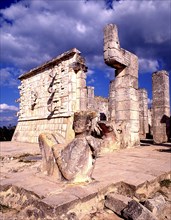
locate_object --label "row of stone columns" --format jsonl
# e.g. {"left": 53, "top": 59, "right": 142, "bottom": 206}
{"left": 104, "top": 24, "right": 170, "bottom": 146}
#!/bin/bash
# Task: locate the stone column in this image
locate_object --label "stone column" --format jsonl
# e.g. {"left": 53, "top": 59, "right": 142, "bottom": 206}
{"left": 108, "top": 80, "right": 115, "bottom": 121}
{"left": 76, "top": 69, "right": 87, "bottom": 111}
{"left": 148, "top": 108, "right": 153, "bottom": 136}
{"left": 87, "top": 86, "right": 94, "bottom": 110}
{"left": 138, "top": 89, "right": 148, "bottom": 139}
{"left": 152, "top": 70, "right": 170, "bottom": 143}
{"left": 104, "top": 24, "right": 139, "bottom": 148}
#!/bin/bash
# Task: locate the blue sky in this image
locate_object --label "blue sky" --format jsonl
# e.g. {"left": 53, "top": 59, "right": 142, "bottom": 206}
{"left": 0, "top": 0, "right": 171, "bottom": 126}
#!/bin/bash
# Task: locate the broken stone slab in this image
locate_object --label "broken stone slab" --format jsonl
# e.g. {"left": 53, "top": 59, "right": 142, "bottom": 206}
{"left": 122, "top": 200, "right": 157, "bottom": 220}
{"left": 105, "top": 193, "right": 131, "bottom": 216}
{"left": 144, "top": 194, "right": 166, "bottom": 216}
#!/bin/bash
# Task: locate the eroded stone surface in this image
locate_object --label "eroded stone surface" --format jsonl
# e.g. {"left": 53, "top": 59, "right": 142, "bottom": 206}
{"left": 152, "top": 70, "right": 170, "bottom": 144}
{"left": 123, "top": 200, "right": 157, "bottom": 220}
{"left": 104, "top": 24, "right": 139, "bottom": 148}
{"left": 105, "top": 193, "right": 131, "bottom": 216}
{"left": 13, "top": 48, "right": 88, "bottom": 143}
{"left": 144, "top": 195, "right": 166, "bottom": 216}
{"left": 139, "top": 89, "right": 148, "bottom": 139}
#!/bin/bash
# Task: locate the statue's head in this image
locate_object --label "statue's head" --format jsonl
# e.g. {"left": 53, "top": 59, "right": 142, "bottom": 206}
{"left": 73, "top": 111, "right": 96, "bottom": 135}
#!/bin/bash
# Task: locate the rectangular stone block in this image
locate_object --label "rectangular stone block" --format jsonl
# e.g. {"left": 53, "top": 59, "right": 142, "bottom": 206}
{"left": 115, "top": 74, "right": 138, "bottom": 89}
{"left": 115, "top": 110, "right": 139, "bottom": 120}
{"left": 115, "top": 100, "right": 139, "bottom": 111}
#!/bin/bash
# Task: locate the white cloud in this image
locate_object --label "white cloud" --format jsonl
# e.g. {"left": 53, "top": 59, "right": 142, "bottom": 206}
{"left": 0, "top": 0, "right": 170, "bottom": 80}
{"left": 76, "top": 22, "right": 86, "bottom": 34}
{"left": 87, "top": 78, "right": 95, "bottom": 85}
{"left": 0, "top": 67, "right": 20, "bottom": 87}
{"left": 87, "top": 69, "right": 94, "bottom": 76}
{"left": 148, "top": 98, "right": 152, "bottom": 105}
{"left": 0, "top": 116, "right": 16, "bottom": 122}
{"left": 139, "top": 58, "right": 159, "bottom": 73}
{"left": 0, "top": 103, "right": 18, "bottom": 112}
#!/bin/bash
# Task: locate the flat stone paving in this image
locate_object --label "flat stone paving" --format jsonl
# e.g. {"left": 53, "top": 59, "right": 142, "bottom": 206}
{"left": 0, "top": 141, "right": 171, "bottom": 215}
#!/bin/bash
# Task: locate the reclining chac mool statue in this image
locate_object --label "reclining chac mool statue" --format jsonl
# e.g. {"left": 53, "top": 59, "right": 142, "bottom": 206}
{"left": 38, "top": 111, "right": 101, "bottom": 183}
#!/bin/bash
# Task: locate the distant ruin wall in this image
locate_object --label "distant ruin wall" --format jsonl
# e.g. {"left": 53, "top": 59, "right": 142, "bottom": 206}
{"left": 12, "top": 48, "right": 87, "bottom": 143}
{"left": 94, "top": 96, "right": 109, "bottom": 120}
{"left": 86, "top": 86, "right": 108, "bottom": 120}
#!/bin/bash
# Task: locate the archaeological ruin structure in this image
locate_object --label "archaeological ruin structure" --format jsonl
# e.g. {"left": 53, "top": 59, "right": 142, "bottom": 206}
{"left": 13, "top": 49, "right": 87, "bottom": 143}
{"left": 152, "top": 70, "right": 170, "bottom": 143}
{"left": 13, "top": 24, "right": 170, "bottom": 149}
{"left": 104, "top": 24, "right": 140, "bottom": 148}
{"left": 139, "top": 89, "right": 148, "bottom": 139}
{"left": 12, "top": 49, "right": 108, "bottom": 143}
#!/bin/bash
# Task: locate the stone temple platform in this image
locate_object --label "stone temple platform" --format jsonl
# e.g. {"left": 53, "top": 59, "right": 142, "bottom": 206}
{"left": 0, "top": 141, "right": 171, "bottom": 219}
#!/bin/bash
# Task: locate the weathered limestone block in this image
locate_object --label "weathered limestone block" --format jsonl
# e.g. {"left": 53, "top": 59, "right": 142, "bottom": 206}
{"left": 108, "top": 80, "right": 115, "bottom": 121}
{"left": 116, "top": 121, "right": 140, "bottom": 148}
{"left": 139, "top": 89, "right": 148, "bottom": 139}
{"left": 87, "top": 86, "right": 95, "bottom": 110}
{"left": 123, "top": 200, "right": 157, "bottom": 220}
{"left": 152, "top": 71, "right": 170, "bottom": 143}
{"left": 105, "top": 193, "right": 131, "bottom": 216}
{"left": 93, "top": 96, "right": 109, "bottom": 121}
{"left": 144, "top": 195, "right": 166, "bottom": 216}
{"left": 104, "top": 24, "right": 139, "bottom": 148}
{"left": 147, "top": 107, "right": 153, "bottom": 136}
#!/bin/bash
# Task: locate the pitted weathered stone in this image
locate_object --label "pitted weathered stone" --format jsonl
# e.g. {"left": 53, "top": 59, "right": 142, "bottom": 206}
{"left": 139, "top": 89, "right": 148, "bottom": 139}
{"left": 104, "top": 24, "right": 139, "bottom": 148}
{"left": 13, "top": 49, "right": 88, "bottom": 143}
{"left": 87, "top": 86, "right": 95, "bottom": 110}
{"left": 152, "top": 70, "right": 170, "bottom": 143}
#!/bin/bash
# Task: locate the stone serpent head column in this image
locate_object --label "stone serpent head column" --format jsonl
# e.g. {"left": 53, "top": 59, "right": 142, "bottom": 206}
{"left": 104, "top": 24, "right": 140, "bottom": 148}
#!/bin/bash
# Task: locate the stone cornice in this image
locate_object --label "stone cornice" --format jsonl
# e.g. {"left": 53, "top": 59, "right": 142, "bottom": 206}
{"left": 19, "top": 48, "right": 85, "bottom": 80}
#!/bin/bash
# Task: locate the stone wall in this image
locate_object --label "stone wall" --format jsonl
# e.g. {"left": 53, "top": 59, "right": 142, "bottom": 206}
{"left": 13, "top": 48, "right": 87, "bottom": 143}
{"left": 86, "top": 86, "right": 108, "bottom": 120}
